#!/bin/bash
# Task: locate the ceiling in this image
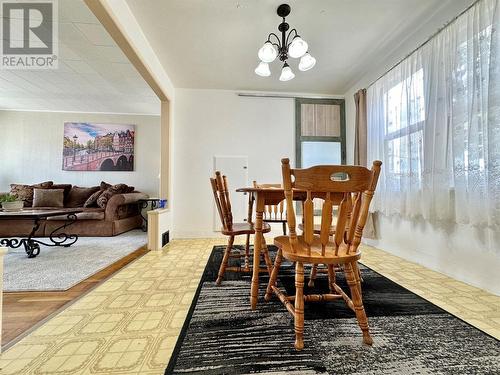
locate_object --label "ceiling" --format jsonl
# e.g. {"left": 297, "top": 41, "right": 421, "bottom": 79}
{"left": 126, "top": 0, "right": 455, "bottom": 94}
{"left": 0, "top": 0, "right": 159, "bottom": 114}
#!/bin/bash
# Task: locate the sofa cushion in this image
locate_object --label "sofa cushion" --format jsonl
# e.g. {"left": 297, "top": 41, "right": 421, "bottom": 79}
{"left": 33, "top": 188, "right": 64, "bottom": 207}
{"left": 51, "top": 184, "right": 72, "bottom": 201}
{"left": 83, "top": 189, "right": 104, "bottom": 208}
{"left": 97, "top": 184, "right": 131, "bottom": 208}
{"left": 66, "top": 186, "right": 100, "bottom": 207}
{"left": 47, "top": 207, "right": 104, "bottom": 221}
{"left": 10, "top": 181, "right": 53, "bottom": 207}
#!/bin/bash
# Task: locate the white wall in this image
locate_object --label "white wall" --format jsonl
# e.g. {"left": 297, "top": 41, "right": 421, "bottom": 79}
{"left": 0, "top": 110, "right": 161, "bottom": 196}
{"left": 344, "top": 0, "right": 500, "bottom": 295}
{"left": 172, "top": 89, "right": 295, "bottom": 238}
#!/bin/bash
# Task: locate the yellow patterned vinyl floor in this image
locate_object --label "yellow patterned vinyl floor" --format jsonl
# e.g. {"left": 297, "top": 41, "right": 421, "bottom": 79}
{"left": 1, "top": 238, "right": 499, "bottom": 374}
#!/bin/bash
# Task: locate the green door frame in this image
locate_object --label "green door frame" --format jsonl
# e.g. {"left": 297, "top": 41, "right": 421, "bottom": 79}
{"left": 295, "top": 98, "right": 347, "bottom": 168}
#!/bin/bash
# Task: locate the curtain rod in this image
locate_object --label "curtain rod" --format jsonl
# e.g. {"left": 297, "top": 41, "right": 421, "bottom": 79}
{"left": 367, "top": 0, "right": 481, "bottom": 89}
{"left": 237, "top": 93, "right": 342, "bottom": 99}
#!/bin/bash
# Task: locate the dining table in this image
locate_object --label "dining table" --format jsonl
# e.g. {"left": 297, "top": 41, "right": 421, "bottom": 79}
{"left": 236, "top": 186, "right": 307, "bottom": 310}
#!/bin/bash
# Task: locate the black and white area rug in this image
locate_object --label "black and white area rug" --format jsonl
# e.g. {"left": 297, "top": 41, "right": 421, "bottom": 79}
{"left": 166, "top": 245, "right": 500, "bottom": 374}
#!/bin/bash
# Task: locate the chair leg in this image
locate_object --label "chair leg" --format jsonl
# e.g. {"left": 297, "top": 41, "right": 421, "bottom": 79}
{"left": 261, "top": 235, "right": 273, "bottom": 275}
{"left": 294, "top": 261, "right": 305, "bottom": 350}
{"left": 244, "top": 234, "right": 251, "bottom": 270}
{"left": 345, "top": 261, "right": 373, "bottom": 345}
{"left": 282, "top": 221, "right": 287, "bottom": 235}
{"left": 308, "top": 264, "right": 318, "bottom": 287}
{"left": 327, "top": 264, "right": 336, "bottom": 293}
{"left": 264, "top": 247, "right": 282, "bottom": 301}
{"left": 216, "top": 235, "right": 234, "bottom": 286}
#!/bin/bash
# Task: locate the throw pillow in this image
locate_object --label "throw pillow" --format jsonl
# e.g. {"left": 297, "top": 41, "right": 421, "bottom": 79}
{"left": 100, "top": 181, "right": 112, "bottom": 190}
{"left": 32, "top": 188, "right": 64, "bottom": 208}
{"left": 10, "top": 181, "right": 53, "bottom": 207}
{"left": 66, "top": 186, "right": 100, "bottom": 208}
{"left": 83, "top": 189, "right": 104, "bottom": 208}
{"left": 96, "top": 183, "right": 130, "bottom": 209}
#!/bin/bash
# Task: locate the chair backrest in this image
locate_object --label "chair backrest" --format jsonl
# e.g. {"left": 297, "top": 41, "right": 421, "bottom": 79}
{"left": 281, "top": 158, "right": 382, "bottom": 255}
{"left": 252, "top": 181, "right": 286, "bottom": 221}
{"left": 210, "top": 171, "right": 233, "bottom": 231}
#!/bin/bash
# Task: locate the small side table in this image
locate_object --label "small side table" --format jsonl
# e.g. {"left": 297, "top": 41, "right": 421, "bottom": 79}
{"left": 138, "top": 198, "right": 161, "bottom": 231}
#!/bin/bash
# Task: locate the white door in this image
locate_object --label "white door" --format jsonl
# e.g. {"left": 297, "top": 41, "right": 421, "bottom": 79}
{"left": 213, "top": 155, "right": 249, "bottom": 231}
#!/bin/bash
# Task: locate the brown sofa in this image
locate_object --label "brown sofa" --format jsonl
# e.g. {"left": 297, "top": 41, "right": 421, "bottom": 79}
{"left": 1, "top": 184, "right": 148, "bottom": 237}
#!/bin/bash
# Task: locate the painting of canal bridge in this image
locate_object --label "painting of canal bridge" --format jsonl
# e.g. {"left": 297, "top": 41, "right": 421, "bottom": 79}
{"left": 63, "top": 122, "right": 135, "bottom": 171}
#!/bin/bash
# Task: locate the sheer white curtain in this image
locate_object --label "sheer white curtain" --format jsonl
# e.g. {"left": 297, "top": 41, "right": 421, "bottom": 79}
{"left": 367, "top": 0, "right": 500, "bottom": 227}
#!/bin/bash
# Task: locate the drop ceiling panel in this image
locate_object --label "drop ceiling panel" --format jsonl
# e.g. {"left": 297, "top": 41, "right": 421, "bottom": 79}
{"left": 0, "top": 0, "right": 159, "bottom": 114}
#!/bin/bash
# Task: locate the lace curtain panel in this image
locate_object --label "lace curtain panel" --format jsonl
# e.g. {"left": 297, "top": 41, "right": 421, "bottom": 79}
{"left": 367, "top": 0, "right": 500, "bottom": 227}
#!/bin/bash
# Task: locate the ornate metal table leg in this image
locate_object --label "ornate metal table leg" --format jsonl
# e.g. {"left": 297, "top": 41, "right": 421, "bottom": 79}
{"left": 48, "top": 213, "right": 78, "bottom": 247}
{"left": 24, "top": 218, "right": 42, "bottom": 258}
{"left": 139, "top": 201, "right": 149, "bottom": 232}
{"left": 24, "top": 240, "right": 40, "bottom": 258}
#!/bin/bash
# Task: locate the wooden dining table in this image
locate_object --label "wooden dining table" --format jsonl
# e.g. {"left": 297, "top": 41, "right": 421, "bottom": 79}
{"left": 236, "top": 186, "right": 307, "bottom": 310}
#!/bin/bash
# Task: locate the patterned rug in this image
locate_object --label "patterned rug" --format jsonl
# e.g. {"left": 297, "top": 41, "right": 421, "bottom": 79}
{"left": 166, "top": 246, "right": 500, "bottom": 374}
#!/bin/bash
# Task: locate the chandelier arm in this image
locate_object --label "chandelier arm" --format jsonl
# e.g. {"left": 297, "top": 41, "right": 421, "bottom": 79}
{"left": 285, "top": 28, "right": 299, "bottom": 48}
{"left": 267, "top": 33, "right": 282, "bottom": 49}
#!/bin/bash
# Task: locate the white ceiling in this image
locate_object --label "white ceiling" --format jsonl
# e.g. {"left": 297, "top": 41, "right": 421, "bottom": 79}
{"left": 126, "top": 0, "right": 456, "bottom": 94}
{"left": 0, "top": 0, "right": 159, "bottom": 114}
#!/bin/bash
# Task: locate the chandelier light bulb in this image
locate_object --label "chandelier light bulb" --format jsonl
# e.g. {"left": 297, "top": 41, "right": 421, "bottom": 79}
{"left": 298, "top": 53, "right": 316, "bottom": 71}
{"left": 255, "top": 61, "right": 271, "bottom": 77}
{"left": 258, "top": 41, "right": 278, "bottom": 63}
{"left": 288, "top": 36, "right": 308, "bottom": 58}
{"left": 279, "top": 62, "right": 295, "bottom": 81}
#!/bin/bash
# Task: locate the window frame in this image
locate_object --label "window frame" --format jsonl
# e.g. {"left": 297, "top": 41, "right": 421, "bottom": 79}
{"left": 295, "top": 98, "right": 346, "bottom": 168}
{"left": 381, "top": 67, "right": 426, "bottom": 185}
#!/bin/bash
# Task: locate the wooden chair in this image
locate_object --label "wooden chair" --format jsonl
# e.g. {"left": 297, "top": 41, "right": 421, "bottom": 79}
{"left": 210, "top": 172, "right": 273, "bottom": 285}
{"left": 298, "top": 202, "right": 338, "bottom": 288}
{"left": 265, "top": 159, "right": 382, "bottom": 350}
{"left": 298, "top": 196, "right": 364, "bottom": 288}
{"left": 252, "top": 182, "right": 287, "bottom": 235}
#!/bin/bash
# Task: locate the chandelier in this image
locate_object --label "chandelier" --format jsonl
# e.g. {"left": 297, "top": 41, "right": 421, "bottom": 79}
{"left": 255, "top": 4, "right": 316, "bottom": 81}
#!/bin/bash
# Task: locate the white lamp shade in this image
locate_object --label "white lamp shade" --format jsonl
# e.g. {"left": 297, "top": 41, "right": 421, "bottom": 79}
{"left": 255, "top": 62, "right": 271, "bottom": 77}
{"left": 258, "top": 42, "right": 277, "bottom": 63}
{"left": 279, "top": 65, "right": 295, "bottom": 81}
{"left": 298, "top": 53, "right": 316, "bottom": 71}
{"left": 288, "top": 36, "right": 308, "bottom": 58}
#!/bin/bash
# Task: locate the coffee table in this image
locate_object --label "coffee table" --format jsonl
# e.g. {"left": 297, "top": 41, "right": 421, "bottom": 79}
{"left": 0, "top": 209, "right": 82, "bottom": 258}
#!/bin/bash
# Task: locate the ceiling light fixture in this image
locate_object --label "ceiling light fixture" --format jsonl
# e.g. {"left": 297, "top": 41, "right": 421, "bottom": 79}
{"left": 255, "top": 4, "right": 316, "bottom": 81}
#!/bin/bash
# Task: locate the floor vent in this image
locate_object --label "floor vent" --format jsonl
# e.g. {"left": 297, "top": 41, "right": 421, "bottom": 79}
{"left": 162, "top": 230, "right": 170, "bottom": 247}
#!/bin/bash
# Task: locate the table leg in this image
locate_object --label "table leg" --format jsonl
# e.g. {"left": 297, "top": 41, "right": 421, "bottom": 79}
{"left": 139, "top": 201, "right": 149, "bottom": 232}
{"left": 251, "top": 193, "right": 265, "bottom": 310}
{"left": 25, "top": 218, "right": 42, "bottom": 258}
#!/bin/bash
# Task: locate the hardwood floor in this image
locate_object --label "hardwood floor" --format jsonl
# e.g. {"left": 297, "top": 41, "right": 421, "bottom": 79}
{"left": 2, "top": 245, "right": 149, "bottom": 349}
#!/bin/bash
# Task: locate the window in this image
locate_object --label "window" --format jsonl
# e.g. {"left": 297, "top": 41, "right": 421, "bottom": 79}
{"left": 366, "top": 0, "right": 500, "bottom": 226}
{"left": 295, "top": 98, "right": 346, "bottom": 168}
{"left": 296, "top": 98, "right": 346, "bottom": 213}
{"left": 383, "top": 69, "right": 425, "bottom": 190}
{"left": 452, "top": 25, "right": 492, "bottom": 179}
